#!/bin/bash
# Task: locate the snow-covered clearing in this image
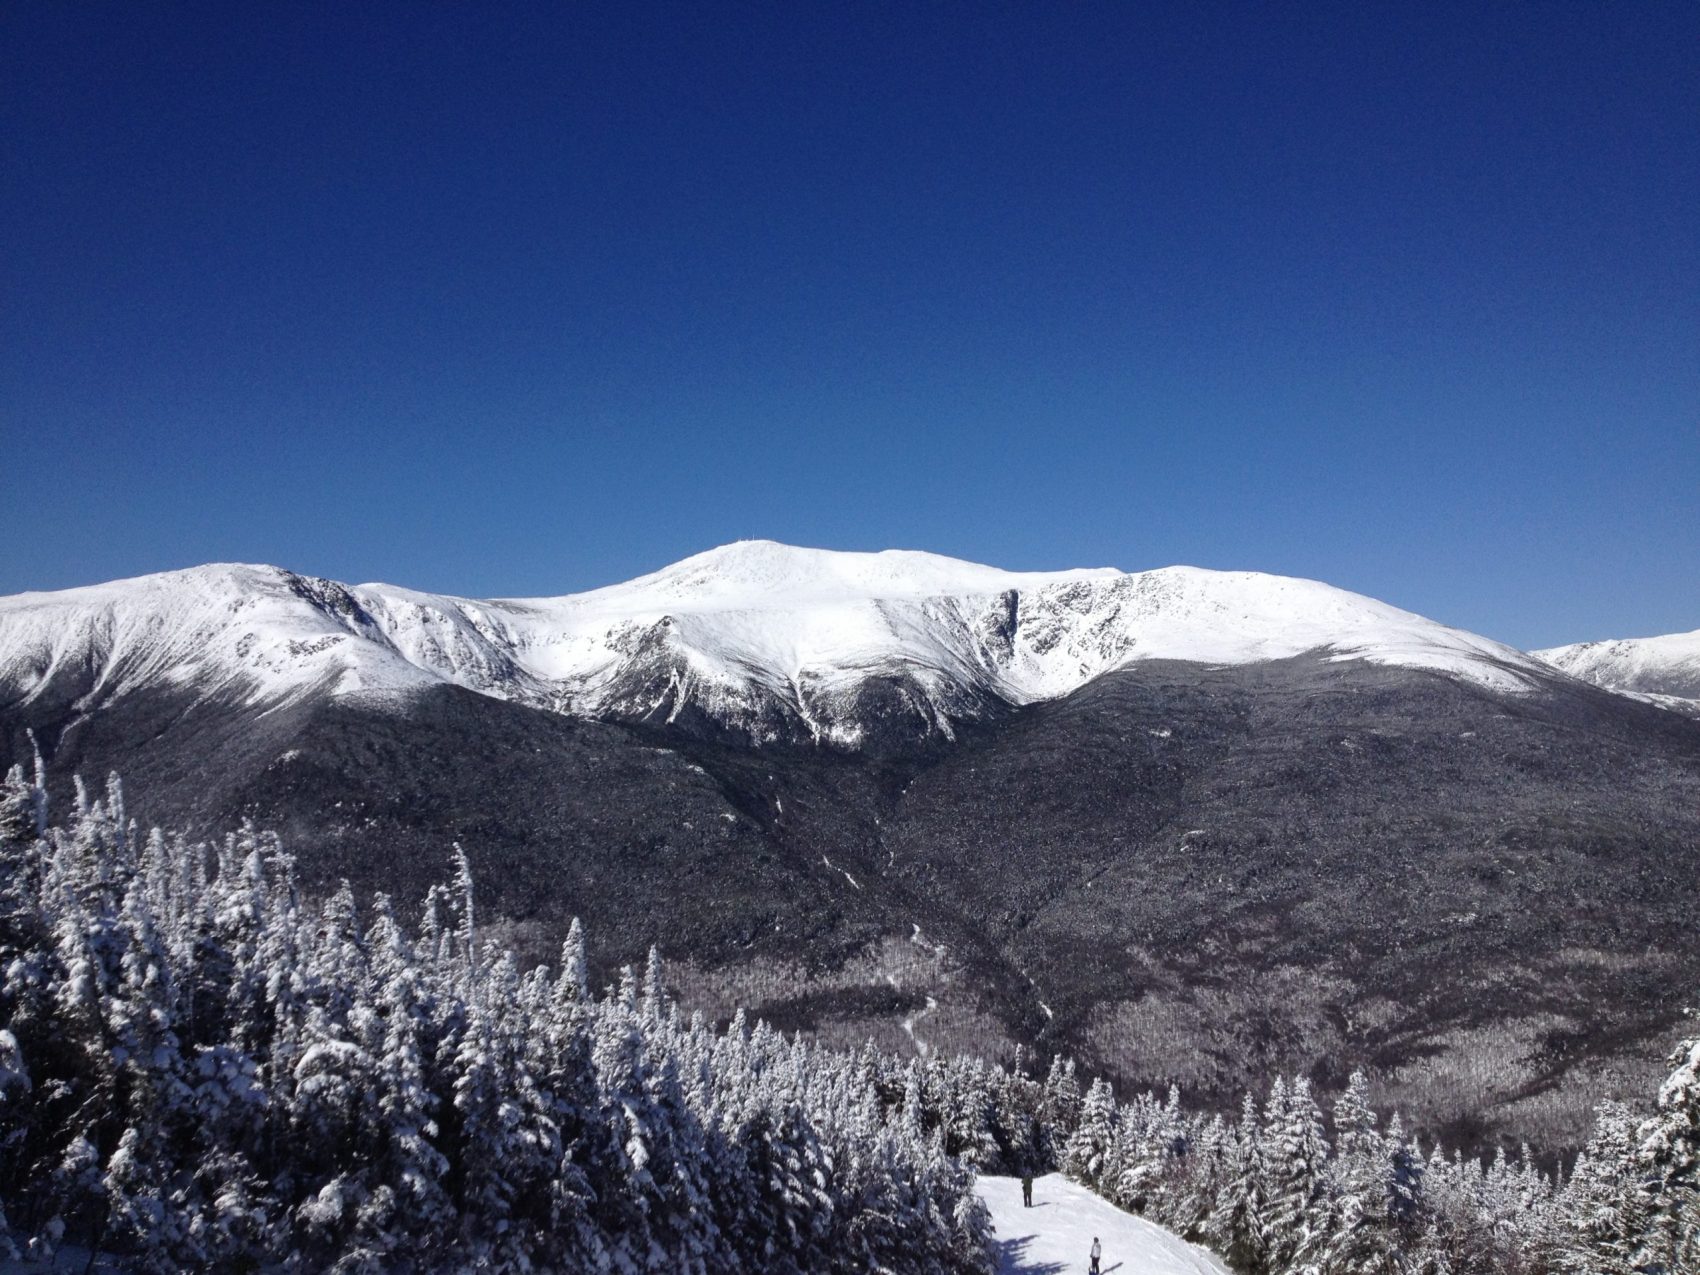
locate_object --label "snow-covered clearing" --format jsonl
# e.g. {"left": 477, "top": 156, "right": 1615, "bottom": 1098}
{"left": 977, "top": 1173, "right": 1228, "bottom": 1275}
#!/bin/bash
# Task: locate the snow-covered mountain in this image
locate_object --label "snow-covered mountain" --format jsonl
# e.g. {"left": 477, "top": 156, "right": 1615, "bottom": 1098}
{"left": 0, "top": 542, "right": 1550, "bottom": 746}
{"left": 1535, "top": 629, "right": 1700, "bottom": 710}
{"left": 4, "top": 543, "right": 1699, "bottom": 1150}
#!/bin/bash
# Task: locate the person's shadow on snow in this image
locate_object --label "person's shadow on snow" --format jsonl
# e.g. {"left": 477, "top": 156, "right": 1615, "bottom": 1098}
{"left": 992, "top": 1233, "right": 1068, "bottom": 1274}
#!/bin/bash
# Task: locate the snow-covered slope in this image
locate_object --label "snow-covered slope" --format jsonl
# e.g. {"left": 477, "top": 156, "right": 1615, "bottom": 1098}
{"left": 1535, "top": 629, "right": 1700, "bottom": 707}
{"left": 0, "top": 565, "right": 448, "bottom": 708}
{"left": 0, "top": 541, "right": 1551, "bottom": 745}
{"left": 978, "top": 1173, "right": 1228, "bottom": 1275}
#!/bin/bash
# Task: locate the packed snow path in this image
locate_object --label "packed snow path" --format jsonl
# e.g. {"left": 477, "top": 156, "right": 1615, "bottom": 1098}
{"left": 977, "top": 1173, "right": 1229, "bottom": 1275}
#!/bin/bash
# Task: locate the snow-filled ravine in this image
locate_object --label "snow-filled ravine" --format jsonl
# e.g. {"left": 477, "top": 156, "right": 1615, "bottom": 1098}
{"left": 977, "top": 1173, "right": 1229, "bottom": 1275}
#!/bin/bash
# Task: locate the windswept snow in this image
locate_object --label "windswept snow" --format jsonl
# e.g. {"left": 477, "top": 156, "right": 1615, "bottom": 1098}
{"left": 0, "top": 541, "right": 1551, "bottom": 735}
{"left": 977, "top": 1173, "right": 1228, "bottom": 1275}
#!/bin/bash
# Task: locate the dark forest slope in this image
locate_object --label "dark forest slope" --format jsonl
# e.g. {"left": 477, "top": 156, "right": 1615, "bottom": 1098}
{"left": 5, "top": 652, "right": 1699, "bottom": 1149}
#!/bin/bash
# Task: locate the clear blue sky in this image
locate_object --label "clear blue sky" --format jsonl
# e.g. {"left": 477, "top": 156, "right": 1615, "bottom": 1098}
{"left": 2, "top": 2, "right": 1695, "bottom": 649}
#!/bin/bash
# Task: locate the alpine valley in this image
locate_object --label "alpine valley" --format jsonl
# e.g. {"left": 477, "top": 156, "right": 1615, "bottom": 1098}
{"left": 3, "top": 541, "right": 1697, "bottom": 1150}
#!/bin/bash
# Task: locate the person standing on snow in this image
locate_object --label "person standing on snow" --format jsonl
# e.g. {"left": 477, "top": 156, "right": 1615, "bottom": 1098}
{"left": 1089, "top": 1236, "right": 1101, "bottom": 1273}
{"left": 1021, "top": 1173, "right": 1033, "bottom": 1207}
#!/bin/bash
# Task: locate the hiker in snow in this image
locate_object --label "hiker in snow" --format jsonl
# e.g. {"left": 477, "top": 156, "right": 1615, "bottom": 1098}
{"left": 1021, "top": 1173, "right": 1033, "bottom": 1207}
{"left": 1089, "top": 1236, "right": 1101, "bottom": 1274}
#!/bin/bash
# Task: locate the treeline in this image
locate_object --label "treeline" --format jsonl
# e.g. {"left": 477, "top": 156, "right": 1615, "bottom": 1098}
{"left": 0, "top": 767, "right": 994, "bottom": 1273}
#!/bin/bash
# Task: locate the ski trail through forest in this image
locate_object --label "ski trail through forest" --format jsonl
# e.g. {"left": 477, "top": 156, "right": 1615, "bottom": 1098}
{"left": 978, "top": 1173, "right": 1229, "bottom": 1275}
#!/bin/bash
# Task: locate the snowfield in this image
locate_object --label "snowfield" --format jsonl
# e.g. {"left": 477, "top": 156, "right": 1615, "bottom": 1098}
{"left": 978, "top": 1173, "right": 1229, "bottom": 1275}
{"left": 0, "top": 540, "right": 1556, "bottom": 742}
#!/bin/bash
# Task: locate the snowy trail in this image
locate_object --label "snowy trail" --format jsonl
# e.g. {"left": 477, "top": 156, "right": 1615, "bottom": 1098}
{"left": 977, "top": 1173, "right": 1229, "bottom": 1275}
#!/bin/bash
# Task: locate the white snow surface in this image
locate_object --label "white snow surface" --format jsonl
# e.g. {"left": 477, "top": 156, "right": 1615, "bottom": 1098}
{"left": 977, "top": 1173, "right": 1229, "bottom": 1275}
{"left": 0, "top": 541, "right": 1549, "bottom": 733}
{"left": 1535, "top": 628, "right": 1700, "bottom": 703}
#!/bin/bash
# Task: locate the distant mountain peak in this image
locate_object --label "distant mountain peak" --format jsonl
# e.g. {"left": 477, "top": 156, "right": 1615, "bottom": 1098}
{"left": 1537, "top": 628, "right": 1700, "bottom": 704}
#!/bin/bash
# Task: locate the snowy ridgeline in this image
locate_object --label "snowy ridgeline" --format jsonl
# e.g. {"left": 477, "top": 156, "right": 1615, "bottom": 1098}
{"left": 0, "top": 541, "right": 1553, "bottom": 740}
{"left": 1, "top": 765, "right": 1698, "bottom": 1274}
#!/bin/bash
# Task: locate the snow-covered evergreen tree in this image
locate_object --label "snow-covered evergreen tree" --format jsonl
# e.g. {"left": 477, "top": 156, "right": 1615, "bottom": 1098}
{"left": 1259, "top": 1075, "right": 1331, "bottom": 1269}
{"left": 1633, "top": 1008, "right": 1700, "bottom": 1274}
{"left": 1062, "top": 1076, "right": 1118, "bottom": 1186}
{"left": 1557, "top": 1099, "right": 1644, "bottom": 1273}
{"left": 1205, "top": 1092, "right": 1268, "bottom": 1271}
{"left": 1039, "top": 1054, "right": 1082, "bottom": 1160}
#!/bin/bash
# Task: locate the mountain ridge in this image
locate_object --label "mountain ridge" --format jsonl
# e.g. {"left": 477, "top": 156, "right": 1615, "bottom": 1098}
{"left": 1536, "top": 628, "right": 1700, "bottom": 709}
{"left": 0, "top": 542, "right": 1559, "bottom": 748}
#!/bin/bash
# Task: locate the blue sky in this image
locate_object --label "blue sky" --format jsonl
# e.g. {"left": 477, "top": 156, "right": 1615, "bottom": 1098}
{"left": 2, "top": 2, "right": 1694, "bottom": 649}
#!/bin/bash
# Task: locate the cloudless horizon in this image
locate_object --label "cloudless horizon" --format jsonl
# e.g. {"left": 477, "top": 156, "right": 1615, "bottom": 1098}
{"left": 3, "top": 2, "right": 1695, "bottom": 649}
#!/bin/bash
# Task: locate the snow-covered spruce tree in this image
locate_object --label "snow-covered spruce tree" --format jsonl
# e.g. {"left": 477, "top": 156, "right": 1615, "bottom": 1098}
{"left": 1382, "top": 1116, "right": 1426, "bottom": 1248}
{"left": 1105, "top": 1085, "right": 1191, "bottom": 1225}
{"left": 1062, "top": 1075, "right": 1118, "bottom": 1186}
{"left": 1556, "top": 1099, "right": 1645, "bottom": 1273}
{"left": 1170, "top": 1111, "right": 1231, "bottom": 1241}
{"left": 1300, "top": 1072, "right": 1429, "bottom": 1274}
{"left": 1205, "top": 1091, "right": 1269, "bottom": 1269}
{"left": 1263, "top": 1074, "right": 1332, "bottom": 1269}
{"left": 446, "top": 951, "right": 569, "bottom": 1270}
{"left": 521, "top": 921, "right": 607, "bottom": 1269}
{"left": 98, "top": 873, "right": 195, "bottom": 1267}
{"left": 1632, "top": 1008, "right": 1700, "bottom": 1274}
{"left": 992, "top": 1062, "right": 1046, "bottom": 1177}
{"left": 1039, "top": 1053, "right": 1082, "bottom": 1164}
{"left": 938, "top": 1060, "right": 999, "bottom": 1169}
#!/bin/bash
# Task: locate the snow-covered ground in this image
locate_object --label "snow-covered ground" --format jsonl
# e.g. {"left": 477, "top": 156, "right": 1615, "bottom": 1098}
{"left": 977, "top": 1173, "right": 1229, "bottom": 1275}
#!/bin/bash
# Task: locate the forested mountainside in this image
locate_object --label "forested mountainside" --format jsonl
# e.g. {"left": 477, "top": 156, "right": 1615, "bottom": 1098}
{"left": 4, "top": 546, "right": 1699, "bottom": 1153}
{"left": 1, "top": 771, "right": 1696, "bottom": 1273}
